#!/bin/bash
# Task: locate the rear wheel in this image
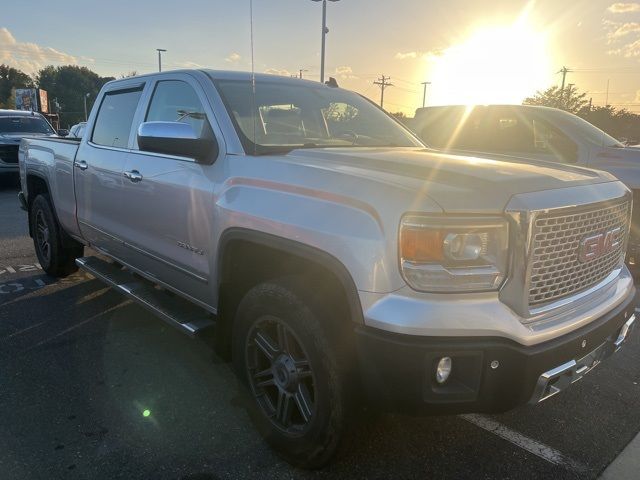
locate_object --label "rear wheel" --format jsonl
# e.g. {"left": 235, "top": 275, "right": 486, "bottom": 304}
{"left": 30, "top": 194, "right": 83, "bottom": 277}
{"left": 232, "top": 279, "right": 349, "bottom": 469}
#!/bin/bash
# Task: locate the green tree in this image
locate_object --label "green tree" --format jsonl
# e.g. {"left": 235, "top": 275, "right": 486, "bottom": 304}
{"left": 582, "top": 106, "right": 640, "bottom": 143}
{"left": 523, "top": 85, "right": 589, "bottom": 114}
{"left": 35, "top": 65, "right": 115, "bottom": 126}
{"left": 0, "top": 64, "right": 34, "bottom": 108}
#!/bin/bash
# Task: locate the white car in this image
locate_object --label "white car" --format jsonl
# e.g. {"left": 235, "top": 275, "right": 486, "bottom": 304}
{"left": 68, "top": 122, "right": 87, "bottom": 139}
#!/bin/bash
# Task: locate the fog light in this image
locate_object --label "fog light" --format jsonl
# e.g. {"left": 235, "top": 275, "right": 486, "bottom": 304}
{"left": 436, "top": 357, "right": 452, "bottom": 384}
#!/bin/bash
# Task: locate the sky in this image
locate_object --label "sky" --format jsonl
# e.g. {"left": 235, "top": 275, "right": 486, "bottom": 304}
{"left": 1, "top": 0, "right": 639, "bottom": 114}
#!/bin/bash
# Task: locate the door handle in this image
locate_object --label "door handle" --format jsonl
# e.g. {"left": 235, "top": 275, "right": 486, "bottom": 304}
{"left": 123, "top": 170, "right": 143, "bottom": 183}
{"left": 74, "top": 160, "right": 88, "bottom": 170}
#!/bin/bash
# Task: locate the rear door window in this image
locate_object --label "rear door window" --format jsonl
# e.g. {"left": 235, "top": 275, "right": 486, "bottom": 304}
{"left": 532, "top": 118, "right": 578, "bottom": 162}
{"left": 92, "top": 87, "right": 143, "bottom": 148}
{"left": 481, "top": 110, "right": 534, "bottom": 153}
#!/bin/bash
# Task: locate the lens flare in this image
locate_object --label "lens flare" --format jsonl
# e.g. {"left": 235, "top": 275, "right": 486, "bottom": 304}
{"left": 426, "top": 20, "right": 552, "bottom": 106}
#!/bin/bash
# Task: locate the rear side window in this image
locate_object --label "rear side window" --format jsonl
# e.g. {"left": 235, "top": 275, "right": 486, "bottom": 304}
{"left": 145, "top": 80, "right": 208, "bottom": 137}
{"left": 92, "top": 87, "right": 143, "bottom": 148}
{"left": 483, "top": 112, "right": 534, "bottom": 153}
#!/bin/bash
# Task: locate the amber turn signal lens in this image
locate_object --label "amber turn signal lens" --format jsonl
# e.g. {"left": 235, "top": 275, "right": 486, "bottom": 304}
{"left": 400, "top": 228, "right": 444, "bottom": 262}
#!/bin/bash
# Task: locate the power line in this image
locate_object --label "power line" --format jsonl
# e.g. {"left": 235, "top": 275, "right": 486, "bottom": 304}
{"left": 373, "top": 75, "right": 393, "bottom": 108}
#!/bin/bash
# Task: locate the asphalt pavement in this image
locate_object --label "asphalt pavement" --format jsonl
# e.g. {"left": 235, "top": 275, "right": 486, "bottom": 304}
{"left": 1, "top": 174, "right": 639, "bottom": 479}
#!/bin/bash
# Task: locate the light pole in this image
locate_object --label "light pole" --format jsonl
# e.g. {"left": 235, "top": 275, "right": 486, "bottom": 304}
{"left": 421, "top": 81, "right": 431, "bottom": 108}
{"left": 156, "top": 48, "right": 167, "bottom": 72}
{"left": 311, "top": 0, "right": 340, "bottom": 84}
{"left": 83, "top": 93, "right": 90, "bottom": 121}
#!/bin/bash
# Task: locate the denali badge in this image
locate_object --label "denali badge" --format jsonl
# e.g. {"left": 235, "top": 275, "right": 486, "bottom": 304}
{"left": 177, "top": 241, "right": 204, "bottom": 255}
{"left": 578, "top": 227, "right": 622, "bottom": 263}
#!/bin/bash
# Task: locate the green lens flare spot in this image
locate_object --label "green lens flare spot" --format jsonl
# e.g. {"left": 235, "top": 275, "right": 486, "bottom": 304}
{"left": 142, "top": 409, "right": 151, "bottom": 418}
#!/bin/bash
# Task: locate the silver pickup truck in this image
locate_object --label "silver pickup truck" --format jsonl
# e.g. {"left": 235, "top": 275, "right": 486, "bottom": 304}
{"left": 18, "top": 70, "right": 637, "bottom": 468}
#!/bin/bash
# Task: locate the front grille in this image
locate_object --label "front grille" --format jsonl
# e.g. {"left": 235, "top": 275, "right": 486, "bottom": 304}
{"left": 528, "top": 199, "right": 630, "bottom": 307}
{"left": 631, "top": 190, "right": 640, "bottom": 240}
{"left": 0, "top": 145, "right": 19, "bottom": 164}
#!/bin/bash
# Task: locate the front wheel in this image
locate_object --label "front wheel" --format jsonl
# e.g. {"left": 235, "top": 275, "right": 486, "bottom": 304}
{"left": 232, "top": 279, "right": 349, "bottom": 469}
{"left": 30, "top": 194, "right": 83, "bottom": 277}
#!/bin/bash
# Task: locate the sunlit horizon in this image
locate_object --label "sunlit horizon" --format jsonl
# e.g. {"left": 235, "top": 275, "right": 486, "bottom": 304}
{"left": 416, "top": 7, "right": 554, "bottom": 109}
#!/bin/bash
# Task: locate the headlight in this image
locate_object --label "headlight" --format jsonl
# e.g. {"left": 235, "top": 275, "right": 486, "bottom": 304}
{"left": 399, "top": 215, "right": 509, "bottom": 292}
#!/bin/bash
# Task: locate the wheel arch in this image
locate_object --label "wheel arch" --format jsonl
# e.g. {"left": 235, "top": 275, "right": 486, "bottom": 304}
{"left": 214, "top": 227, "right": 364, "bottom": 357}
{"left": 25, "top": 171, "right": 78, "bottom": 249}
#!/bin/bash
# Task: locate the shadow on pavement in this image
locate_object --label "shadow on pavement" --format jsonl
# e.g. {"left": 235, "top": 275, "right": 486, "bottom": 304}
{"left": 0, "top": 272, "right": 580, "bottom": 480}
{"left": 3, "top": 265, "right": 638, "bottom": 479}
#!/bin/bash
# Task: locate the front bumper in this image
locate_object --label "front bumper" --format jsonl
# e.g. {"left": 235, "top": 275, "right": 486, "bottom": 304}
{"left": 355, "top": 286, "right": 636, "bottom": 415}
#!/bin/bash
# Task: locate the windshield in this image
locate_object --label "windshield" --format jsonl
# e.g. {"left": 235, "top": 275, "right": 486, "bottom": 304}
{"left": 0, "top": 116, "right": 55, "bottom": 135}
{"left": 552, "top": 110, "right": 624, "bottom": 148}
{"left": 214, "top": 79, "right": 422, "bottom": 154}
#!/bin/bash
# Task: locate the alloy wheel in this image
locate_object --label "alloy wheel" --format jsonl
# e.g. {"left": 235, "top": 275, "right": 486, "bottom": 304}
{"left": 35, "top": 210, "right": 51, "bottom": 264}
{"left": 245, "top": 316, "right": 316, "bottom": 435}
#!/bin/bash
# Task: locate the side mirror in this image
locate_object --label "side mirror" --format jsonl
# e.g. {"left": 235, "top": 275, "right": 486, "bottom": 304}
{"left": 57, "top": 129, "right": 69, "bottom": 137}
{"left": 137, "top": 121, "right": 218, "bottom": 162}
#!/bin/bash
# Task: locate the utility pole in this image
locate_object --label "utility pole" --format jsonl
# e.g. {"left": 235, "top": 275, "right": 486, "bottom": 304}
{"left": 299, "top": 69, "right": 308, "bottom": 79}
{"left": 156, "top": 48, "right": 167, "bottom": 72}
{"left": 421, "top": 81, "right": 431, "bottom": 108}
{"left": 605, "top": 79, "right": 610, "bottom": 106}
{"left": 374, "top": 75, "right": 393, "bottom": 109}
{"left": 311, "top": 0, "right": 340, "bottom": 84}
{"left": 558, "top": 66, "right": 571, "bottom": 97}
{"left": 83, "top": 93, "right": 90, "bottom": 121}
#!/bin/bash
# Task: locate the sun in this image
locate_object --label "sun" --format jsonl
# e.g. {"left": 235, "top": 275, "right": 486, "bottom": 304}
{"left": 426, "top": 20, "right": 553, "bottom": 106}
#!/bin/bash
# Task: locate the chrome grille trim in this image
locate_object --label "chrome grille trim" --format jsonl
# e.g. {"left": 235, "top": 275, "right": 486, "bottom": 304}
{"left": 528, "top": 199, "right": 630, "bottom": 308}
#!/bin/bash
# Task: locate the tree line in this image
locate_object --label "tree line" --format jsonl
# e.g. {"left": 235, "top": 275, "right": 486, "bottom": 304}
{"left": 524, "top": 85, "right": 640, "bottom": 144}
{"left": 0, "top": 64, "right": 115, "bottom": 127}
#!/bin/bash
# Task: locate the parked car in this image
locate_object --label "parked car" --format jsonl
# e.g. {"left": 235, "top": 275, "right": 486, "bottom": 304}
{"left": 0, "top": 109, "right": 57, "bottom": 177}
{"left": 19, "top": 71, "right": 637, "bottom": 467}
{"left": 68, "top": 122, "right": 87, "bottom": 139}
{"left": 410, "top": 104, "right": 640, "bottom": 264}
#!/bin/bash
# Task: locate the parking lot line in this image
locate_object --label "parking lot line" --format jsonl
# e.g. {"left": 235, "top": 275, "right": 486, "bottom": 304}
{"left": 461, "top": 414, "right": 587, "bottom": 473}
{"left": 28, "top": 301, "right": 130, "bottom": 350}
{"left": 2, "top": 321, "right": 46, "bottom": 340}
{"left": 599, "top": 432, "right": 640, "bottom": 479}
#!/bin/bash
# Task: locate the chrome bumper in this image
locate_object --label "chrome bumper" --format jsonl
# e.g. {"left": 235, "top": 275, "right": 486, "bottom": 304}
{"left": 529, "top": 313, "right": 636, "bottom": 404}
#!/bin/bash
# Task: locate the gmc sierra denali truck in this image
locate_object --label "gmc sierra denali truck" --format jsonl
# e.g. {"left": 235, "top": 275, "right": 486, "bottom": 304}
{"left": 18, "top": 70, "right": 637, "bottom": 468}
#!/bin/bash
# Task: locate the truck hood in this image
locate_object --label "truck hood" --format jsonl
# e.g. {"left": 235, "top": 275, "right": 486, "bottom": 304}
{"left": 284, "top": 147, "right": 617, "bottom": 212}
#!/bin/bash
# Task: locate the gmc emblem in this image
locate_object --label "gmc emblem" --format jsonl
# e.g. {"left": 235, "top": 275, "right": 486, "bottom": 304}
{"left": 578, "top": 227, "right": 622, "bottom": 263}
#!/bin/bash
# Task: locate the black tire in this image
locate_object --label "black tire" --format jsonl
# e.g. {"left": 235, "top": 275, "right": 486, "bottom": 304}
{"left": 232, "top": 278, "right": 349, "bottom": 469}
{"left": 30, "top": 194, "right": 83, "bottom": 277}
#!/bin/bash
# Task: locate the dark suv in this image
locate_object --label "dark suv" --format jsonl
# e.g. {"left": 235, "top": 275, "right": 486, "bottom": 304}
{"left": 0, "top": 109, "right": 56, "bottom": 177}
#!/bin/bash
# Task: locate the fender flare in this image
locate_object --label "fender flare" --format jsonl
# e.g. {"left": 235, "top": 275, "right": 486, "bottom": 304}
{"left": 217, "top": 227, "right": 364, "bottom": 324}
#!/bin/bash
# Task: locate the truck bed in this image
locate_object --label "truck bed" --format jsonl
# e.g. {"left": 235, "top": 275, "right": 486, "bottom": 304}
{"left": 20, "top": 137, "right": 81, "bottom": 238}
